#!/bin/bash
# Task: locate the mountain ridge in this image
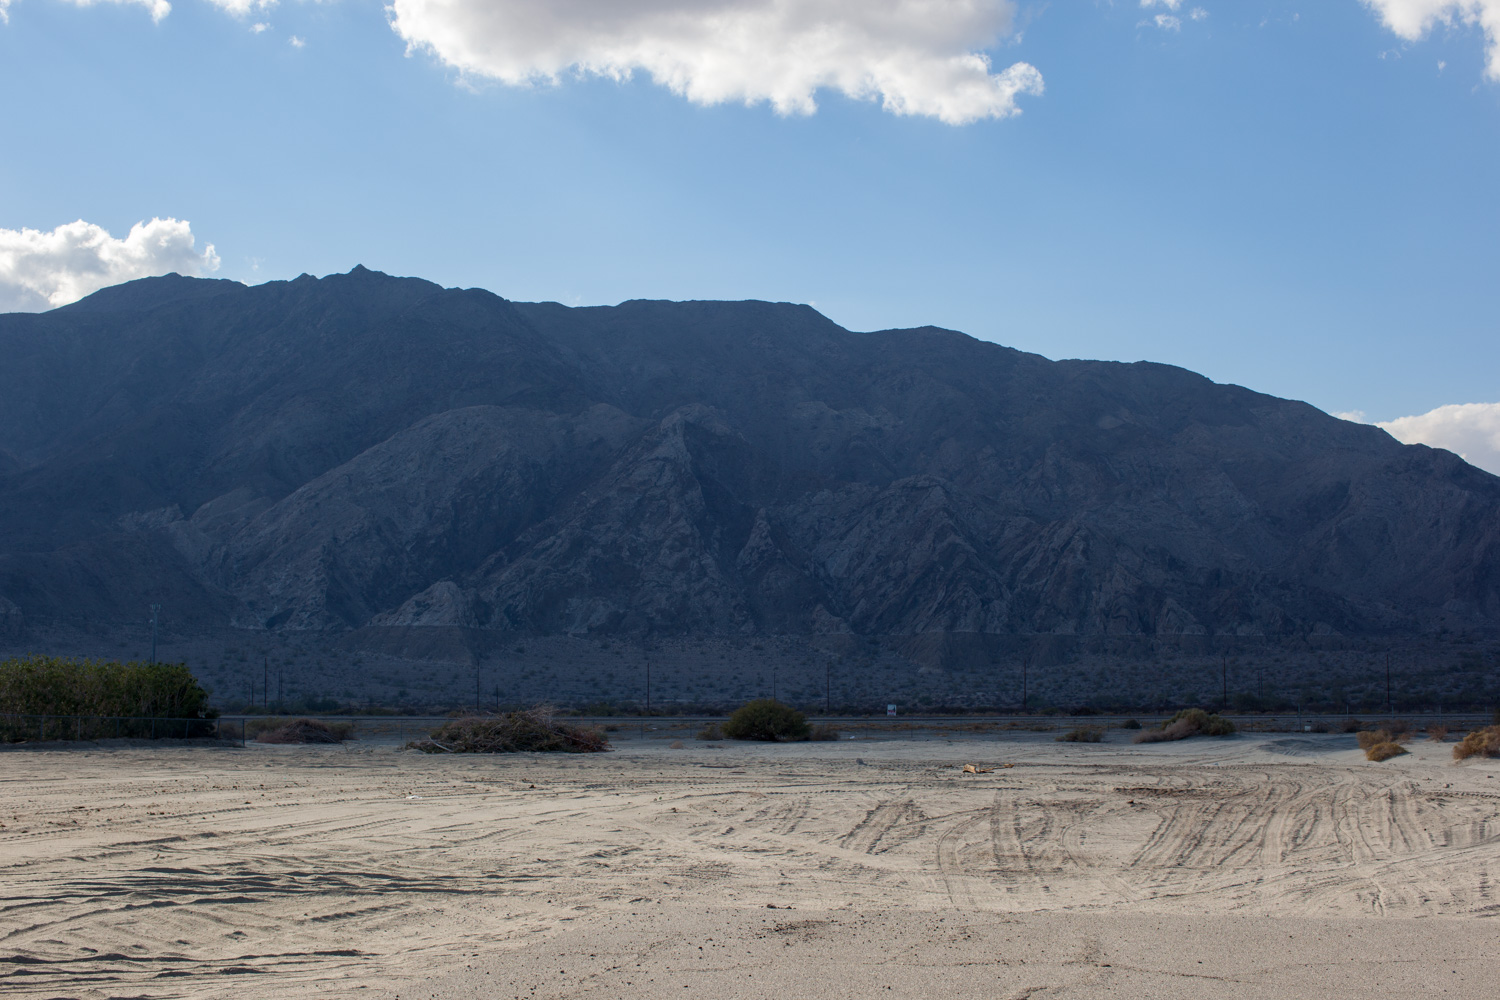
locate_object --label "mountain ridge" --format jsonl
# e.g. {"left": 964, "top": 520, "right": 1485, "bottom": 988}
{"left": 1, "top": 267, "right": 1496, "bottom": 706}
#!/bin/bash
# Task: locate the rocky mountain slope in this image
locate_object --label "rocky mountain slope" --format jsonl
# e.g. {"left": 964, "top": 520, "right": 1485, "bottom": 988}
{"left": 1, "top": 267, "right": 1497, "bottom": 704}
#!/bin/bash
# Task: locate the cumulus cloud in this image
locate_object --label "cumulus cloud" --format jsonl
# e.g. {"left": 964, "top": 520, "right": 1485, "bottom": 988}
{"left": 1377, "top": 402, "right": 1500, "bottom": 476}
{"left": 386, "top": 0, "right": 1044, "bottom": 125}
{"left": 0, "top": 218, "right": 220, "bottom": 312}
{"left": 1361, "top": 0, "right": 1500, "bottom": 78}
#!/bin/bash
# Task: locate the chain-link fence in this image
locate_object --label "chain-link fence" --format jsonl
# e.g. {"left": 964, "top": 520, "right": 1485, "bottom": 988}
{"left": 3, "top": 711, "right": 1491, "bottom": 747}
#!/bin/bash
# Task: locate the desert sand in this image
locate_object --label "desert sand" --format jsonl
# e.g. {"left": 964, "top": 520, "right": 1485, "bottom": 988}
{"left": 2, "top": 730, "right": 1499, "bottom": 998}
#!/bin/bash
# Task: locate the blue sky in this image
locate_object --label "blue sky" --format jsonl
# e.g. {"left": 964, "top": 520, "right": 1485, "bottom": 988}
{"left": 2, "top": 0, "right": 1498, "bottom": 466}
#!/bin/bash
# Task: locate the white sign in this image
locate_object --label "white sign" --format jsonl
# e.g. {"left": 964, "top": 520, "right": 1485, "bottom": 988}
{"left": 887, "top": 704, "right": 897, "bottom": 717}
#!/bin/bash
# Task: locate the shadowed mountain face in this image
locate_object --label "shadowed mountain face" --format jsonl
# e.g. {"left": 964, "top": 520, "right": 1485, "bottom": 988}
{"left": 1, "top": 267, "right": 1497, "bottom": 659}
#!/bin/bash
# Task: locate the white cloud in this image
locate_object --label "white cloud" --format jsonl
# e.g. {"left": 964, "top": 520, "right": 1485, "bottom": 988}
{"left": 55, "top": 0, "right": 172, "bottom": 21}
{"left": 288, "top": 32, "right": 303, "bottom": 47}
{"left": 386, "top": 0, "right": 1044, "bottom": 125}
{"left": 1361, "top": 0, "right": 1500, "bottom": 79}
{"left": 0, "top": 218, "right": 220, "bottom": 312}
{"left": 250, "top": 20, "right": 268, "bottom": 32}
{"left": 34, "top": 0, "right": 274, "bottom": 24}
{"left": 1377, "top": 402, "right": 1500, "bottom": 476}
{"left": 204, "top": 0, "right": 276, "bottom": 14}
{"left": 1140, "top": 1, "right": 1208, "bottom": 31}
{"left": 0, "top": 1, "right": 10, "bottom": 26}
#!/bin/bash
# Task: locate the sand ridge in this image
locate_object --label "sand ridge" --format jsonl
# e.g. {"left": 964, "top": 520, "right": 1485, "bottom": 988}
{"left": 1, "top": 733, "right": 1498, "bottom": 997}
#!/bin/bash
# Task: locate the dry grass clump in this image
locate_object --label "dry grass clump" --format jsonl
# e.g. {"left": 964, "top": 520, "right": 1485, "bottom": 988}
{"left": 809, "top": 723, "right": 840, "bottom": 742}
{"left": 253, "top": 718, "right": 354, "bottom": 744}
{"left": 1132, "top": 709, "right": 1235, "bottom": 744}
{"left": 1057, "top": 726, "right": 1104, "bottom": 743}
{"left": 1426, "top": 725, "right": 1449, "bottom": 742}
{"left": 1365, "top": 741, "right": 1408, "bottom": 762}
{"left": 410, "top": 707, "right": 608, "bottom": 753}
{"left": 1384, "top": 720, "right": 1414, "bottom": 742}
{"left": 696, "top": 723, "right": 724, "bottom": 741}
{"left": 1356, "top": 729, "right": 1392, "bottom": 751}
{"left": 1453, "top": 726, "right": 1500, "bottom": 761}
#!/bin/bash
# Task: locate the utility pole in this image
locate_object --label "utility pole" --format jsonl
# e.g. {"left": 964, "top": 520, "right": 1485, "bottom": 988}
{"left": 263, "top": 657, "right": 269, "bottom": 711}
{"left": 277, "top": 667, "right": 283, "bottom": 713}
{"left": 149, "top": 604, "right": 161, "bottom": 664}
{"left": 1021, "top": 655, "right": 1028, "bottom": 714}
{"left": 1222, "top": 655, "right": 1228, "bottom": 713}
{"left": 645, "top": 656, "right": 651, "bottom": 716}
{"left": 1386, "top": 652, "right": 1392, "bottom": 714}
{"left": 475, "top": 661, "right": 482, "bottom": 714}
{"left": 772, "top": 665, "right": 777, "bottom": 703}
{"left": 826, "top": 660, "right": 831, "bottom": 714}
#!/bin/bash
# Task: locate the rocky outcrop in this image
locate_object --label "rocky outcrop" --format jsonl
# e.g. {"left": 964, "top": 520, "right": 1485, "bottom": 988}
{"left": 0, "top": 267, "right": 1497, "bottom": 667}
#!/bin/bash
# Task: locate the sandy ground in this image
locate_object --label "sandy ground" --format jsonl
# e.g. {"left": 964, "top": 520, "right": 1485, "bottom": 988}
{"left": 2, "top": 732, "right": 1499, "bottom": 999}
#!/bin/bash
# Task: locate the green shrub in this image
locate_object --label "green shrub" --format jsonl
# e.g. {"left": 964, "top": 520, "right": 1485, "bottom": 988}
{"left": 0, "top": 656, "right": 214, "bottom": 741}
{"left": 1057, "top": 726, "right": 1104, "bottom": 743}
{"left": 0, "top": 655, "right": 211, "bottom": 717}
{"left": 1132, "top": 708, "right": 1236, "bottom": 744}
{"left": 1120, "top": 718, "right": 1142, "bottom": 730}
{"left": 722, "top": 699, "right": 810, "bottom": 742}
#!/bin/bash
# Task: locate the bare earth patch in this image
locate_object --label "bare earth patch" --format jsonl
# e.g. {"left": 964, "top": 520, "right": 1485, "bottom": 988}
{"left": 1, "top": 734, "right": 1497, "bottom": 998}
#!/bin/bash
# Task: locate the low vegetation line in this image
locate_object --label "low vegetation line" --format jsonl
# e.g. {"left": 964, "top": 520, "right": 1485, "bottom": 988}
{"left": 1, "top": 655, "right": 215, "bottom": 742}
